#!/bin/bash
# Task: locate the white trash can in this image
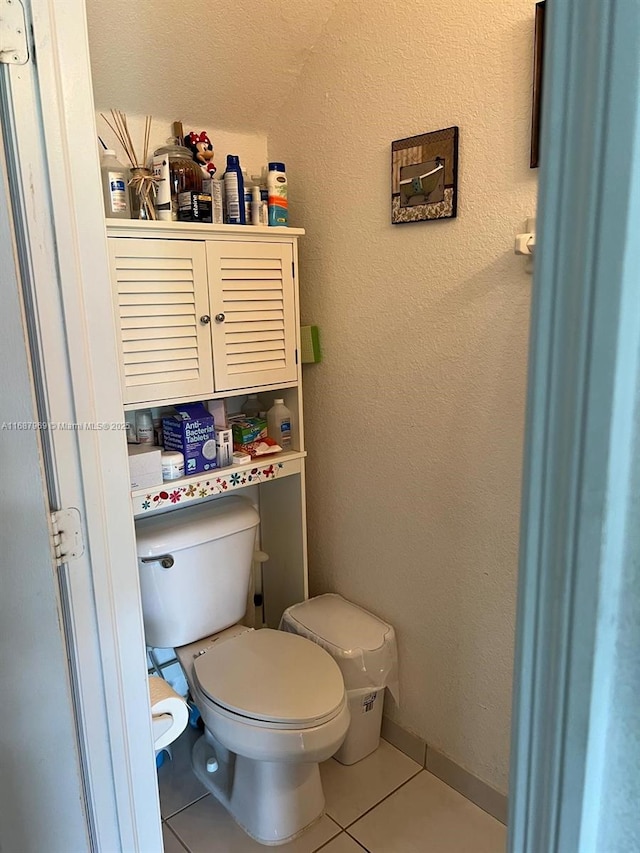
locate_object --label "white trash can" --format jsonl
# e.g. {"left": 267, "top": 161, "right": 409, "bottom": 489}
{"left": 280, "top": 594, "right": 399, "bottom": 765}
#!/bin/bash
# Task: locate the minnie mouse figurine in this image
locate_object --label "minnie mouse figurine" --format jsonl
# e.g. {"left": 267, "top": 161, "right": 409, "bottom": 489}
{"left": 185, "top": 131, "right": 216, "bottom": 176}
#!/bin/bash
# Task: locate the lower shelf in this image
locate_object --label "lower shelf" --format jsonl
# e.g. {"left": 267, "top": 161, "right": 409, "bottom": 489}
{"left": 131, "top": 450, "right": 306, "bottom": 516}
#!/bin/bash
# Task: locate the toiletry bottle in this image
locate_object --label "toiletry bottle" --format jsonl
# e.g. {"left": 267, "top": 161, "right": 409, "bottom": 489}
{"left": 152, "top": 417, "right": 163, "bottom": 447}
{"left": 267, "top": 162, "right": 288, "bottom": 226}
{"left": 125, "top": 411, "right": 138, "bottom": 444}
{"left": 267, "top": 398, "right": 292, "bottom": 450}
{"left": 243, "top": 172, "right": 254, "bottom": 224}
{"left": 101, "top": 149, "right": 131, "bottom": 219}
{"left": 243, "top": 394, "right": 262, "bottom": 418}
{"left": 136, "top": 409, "right": 154, "bottom": 444}
{"left": 252, "top": 175, "right": 269, "bottom": 225}
{"left": 161, "top": 450, "right": 185, "bottom": 481}
{"left": 223, "top": 155, "right": 246, "bottom": 224}
{"left": 211, "top": 176, "right": 225, "bottom": 223}
{"left": 250, "top": 185, "right": 261, "bottom": 226}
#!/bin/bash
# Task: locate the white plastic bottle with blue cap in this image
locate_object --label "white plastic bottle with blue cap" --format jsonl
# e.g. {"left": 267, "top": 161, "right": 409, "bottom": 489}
{"left": 100, "top": 149, "right": 131, "bottom": 219}
{"left": 223, "top": 155, "right": 246, "bottom": 224}
{"left": 267, "top": 162, "right": 288, "bottom": 226}
{"left": 267, "top": 398, "right": 292, "bottom": 450}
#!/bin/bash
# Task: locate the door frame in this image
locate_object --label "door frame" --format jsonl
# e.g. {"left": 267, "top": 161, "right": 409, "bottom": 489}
{"left": 2, "top": 0, "right": 162, "bottom": 849}
{"left": 508, "top": 2, "right": 640, "bottom": 850}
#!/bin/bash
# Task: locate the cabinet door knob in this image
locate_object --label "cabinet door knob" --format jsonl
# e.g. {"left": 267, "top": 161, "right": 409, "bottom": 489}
{"left": 200, "top": 314, "right": 211, "bottom": 325}
{"left": 215, "top": 313, "right": 226, "bottom": 323}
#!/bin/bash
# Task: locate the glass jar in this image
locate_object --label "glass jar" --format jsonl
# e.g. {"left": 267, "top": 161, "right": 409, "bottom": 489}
{"left": 153, "top": 138, "right": 203, "bottom": 221}
{"left": 129, "top": 166, "right": 156, "bottom": 220}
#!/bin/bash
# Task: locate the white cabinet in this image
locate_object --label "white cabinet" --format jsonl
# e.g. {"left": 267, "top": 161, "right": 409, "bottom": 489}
{"left": 106, "top": 221, "right": 308, "bottom": 629}
{"left": 108, "top": 237, "right": 213, "bottom": 405}
{"left": 107, "top": 222, "right": 303, "bottom": 406}
{"left": 206, "top": 240, "right": 297, "bottom": 391}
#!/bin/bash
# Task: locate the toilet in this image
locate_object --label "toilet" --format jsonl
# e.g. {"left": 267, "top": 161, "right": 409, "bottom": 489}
{"left": 135, "top": 497, "right": 350, "bottom": 846}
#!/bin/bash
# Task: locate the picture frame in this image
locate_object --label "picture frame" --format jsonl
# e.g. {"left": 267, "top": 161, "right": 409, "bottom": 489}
{"left": 530, "top": 1, "right": 546, "bottom": 169}
{"left": 391, "top": 126, "right": 459, "bottom": 224}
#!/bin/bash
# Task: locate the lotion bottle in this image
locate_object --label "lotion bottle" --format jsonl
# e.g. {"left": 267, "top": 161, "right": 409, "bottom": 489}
{"left": 101, "top": 149, "right": 131, "bottom": 219}
{"left": 267, "top": 162, "right": 288, "bottom": 226}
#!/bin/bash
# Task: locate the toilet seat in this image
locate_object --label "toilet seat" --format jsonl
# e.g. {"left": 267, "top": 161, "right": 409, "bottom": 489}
{"left": 193, "top": 628, "right": 345, "bottom": 729}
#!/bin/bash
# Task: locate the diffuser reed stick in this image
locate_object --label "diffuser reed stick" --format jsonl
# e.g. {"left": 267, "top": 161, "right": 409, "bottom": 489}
{"left": 143, "top": 114, "right": 152, "bottom": 166}
{"left": 101, "top": 111, "right": 157, "bottom": 219}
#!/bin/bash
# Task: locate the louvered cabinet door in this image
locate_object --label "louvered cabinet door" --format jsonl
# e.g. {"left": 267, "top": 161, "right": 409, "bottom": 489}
{"left": 206, "top": 241, "right": 298, "bottom": 392}
{"left": 109, "top": 238, "right": 214, "bottom": 404}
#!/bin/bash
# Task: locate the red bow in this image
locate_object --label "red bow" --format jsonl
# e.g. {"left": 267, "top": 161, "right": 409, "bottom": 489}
{"left": 188, "top": 131, "right": 211, "bottom": 146}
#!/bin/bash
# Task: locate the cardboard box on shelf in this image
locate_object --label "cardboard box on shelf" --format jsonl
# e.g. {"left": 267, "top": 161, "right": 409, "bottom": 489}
{"left": 162, "top": 402, "right": 217, "bottom": 476}
{"left": 206, "top": 398, "right": 228, "bottom": 426}
{"left": 215, "top": 426, "right": 233, "bottom": 468}
{"left": 235, "top": 437, "right": 282, "bottom": 458}
{"left": 231, "top": 417, "right": 268, "bottom": 448}
{"left": 177, "top": 190, "right": 212, "bottom": 222}
{"left": 128, "top": 445, "right": 163, "bottom": 490}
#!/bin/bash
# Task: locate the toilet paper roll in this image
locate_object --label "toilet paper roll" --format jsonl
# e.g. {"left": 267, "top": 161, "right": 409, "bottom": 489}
{"left": 148, "top": 676, "right": 189, "bottom": 750}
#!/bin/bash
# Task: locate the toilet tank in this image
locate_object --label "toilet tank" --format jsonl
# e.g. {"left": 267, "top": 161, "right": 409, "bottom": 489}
{"left": 134, "top": 496, "right": 260, "bottom": 648}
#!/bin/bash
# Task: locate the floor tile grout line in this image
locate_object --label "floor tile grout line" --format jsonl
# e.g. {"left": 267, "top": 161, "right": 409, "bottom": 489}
{"left": 312, "top": 831, "right": 371, "bottom": 853}
{"left": 163, "top": 821, "right": 191, "bottom": 852}
{"left": 340, "top": 767, "right": 424, "bottom": 830}
{"left": 312, "top": 833, "right": 342, "bottom": 853}
{"left": 163, "top": 791, "right": 210, "bottom": 822}
{"left": 343, "top": 833, "right": 372, "bottom": 852}
{"left": 308, "top": 817, "right": 342, "bottom": 852}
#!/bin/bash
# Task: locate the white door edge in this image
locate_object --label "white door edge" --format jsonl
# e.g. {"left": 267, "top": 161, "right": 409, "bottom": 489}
{"left": 3, "top": 0, "right": 162, "bottom": 850}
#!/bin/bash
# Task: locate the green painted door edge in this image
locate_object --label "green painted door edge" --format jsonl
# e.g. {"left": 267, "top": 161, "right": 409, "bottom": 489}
{"left": 509, "top": 2, "right": 640, "bottom": 852}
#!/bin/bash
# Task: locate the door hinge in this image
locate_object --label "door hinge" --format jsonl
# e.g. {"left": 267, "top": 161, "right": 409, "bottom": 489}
{"left": 295, "top": 348, "right": 298, "bottom": 364}
{"left": 292, "top": 261, "right": 295, "bottom": 278}
{"left": 0, "top": 0, "right": 29, "bottom": 65}
{"left": 51, "top": 508, "right": 85, "bottom": 567}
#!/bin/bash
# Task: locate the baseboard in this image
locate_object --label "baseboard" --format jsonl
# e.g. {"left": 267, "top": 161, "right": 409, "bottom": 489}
{"left": 381, "top": 716, "right": 508, "bottom": 825}
{"left": 381, "top": 716, "right": 426, "bottom": 766}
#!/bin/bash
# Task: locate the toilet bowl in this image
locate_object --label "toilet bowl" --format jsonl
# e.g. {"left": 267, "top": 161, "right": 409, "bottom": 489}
{"left": 134, "top": 498, "right": 349, "bottom": 846}
{"left": 176, "top": 625, "right": 350, "bottom": 844}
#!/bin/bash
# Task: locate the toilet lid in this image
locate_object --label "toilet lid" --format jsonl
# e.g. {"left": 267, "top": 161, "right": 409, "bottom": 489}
{"left": 193, "top": 629, "right": 345, "bottom": 726}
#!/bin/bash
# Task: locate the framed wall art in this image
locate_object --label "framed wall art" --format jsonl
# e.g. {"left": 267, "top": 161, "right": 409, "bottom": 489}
{"left": 391, "top": 126, "right": 459, "bottom": 224}
{"left": 530, "top": 1, "right": 546, "bottom": 168}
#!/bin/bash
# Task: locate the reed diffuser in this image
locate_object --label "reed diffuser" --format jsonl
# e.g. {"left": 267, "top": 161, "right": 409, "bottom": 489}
{"left": 101, "top": 111, "right": 156, "bottom": 220}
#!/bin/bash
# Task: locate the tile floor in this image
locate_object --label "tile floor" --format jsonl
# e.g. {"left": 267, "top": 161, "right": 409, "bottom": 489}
{"left": 159, "top": 729, "right": 506, "bottom": 852}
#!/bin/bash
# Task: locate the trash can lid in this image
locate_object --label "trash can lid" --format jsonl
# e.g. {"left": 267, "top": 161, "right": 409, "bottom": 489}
{"left": 284, "top": 594, "right": 393, "bottom": 652}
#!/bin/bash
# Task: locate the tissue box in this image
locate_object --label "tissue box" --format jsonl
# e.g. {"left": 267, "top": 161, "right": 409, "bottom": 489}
{"left": 231, "top": 417, "right": 268, "bottom": 448}
{"left": 128, "top": 445, "right": 163, "bottom": 490}
{"left": 162, "top": 403, "right": 218, "bottom": 476}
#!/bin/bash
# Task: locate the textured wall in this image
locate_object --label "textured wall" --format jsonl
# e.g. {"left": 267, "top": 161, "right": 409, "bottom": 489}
{"left": 86, "top": 0, "right": 340, "bottom": 135}
{"left": 269, "top": 0, "right": 537, "bottom": 792}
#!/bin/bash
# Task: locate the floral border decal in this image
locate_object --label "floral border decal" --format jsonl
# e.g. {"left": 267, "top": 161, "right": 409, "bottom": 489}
{"left": 135, "top": 463, "right": 285, "bottom": 513}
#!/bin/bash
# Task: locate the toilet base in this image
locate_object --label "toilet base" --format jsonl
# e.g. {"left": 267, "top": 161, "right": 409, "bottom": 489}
{"left": 191, "top": 732, "right": 326, "bottom": 846}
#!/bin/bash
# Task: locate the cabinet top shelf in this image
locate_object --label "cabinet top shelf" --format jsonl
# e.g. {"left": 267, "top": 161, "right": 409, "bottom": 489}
{"left": 106, "top": 219, "right": 305, "bottom": 237}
